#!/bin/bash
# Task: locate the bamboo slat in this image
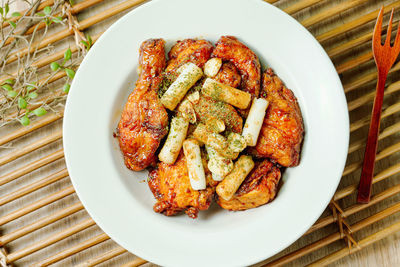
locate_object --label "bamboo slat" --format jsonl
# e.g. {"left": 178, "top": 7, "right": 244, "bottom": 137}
{"left": 5, "top": 218, "right": 95, "bottom": 263}
{"left": 120, "top": 258, "right": 148, "bottom": 267}
{"left": 0, "top": 186, "right": 74, "bottom": 226}
{"left": 284, "top": 0, "right": 324, "bottom": 15}
{"left": 2, "top": 0, "right": 400, "bottom": 266}
{"left": 0, "top": 202, "right": 84, "bottom": 246}
{"left": 301, "top": 0, "right": 369, "bottom": 28}
{"left": 0, "top": 111, "right": 63, "bottom": 146}
{"left": 264, "top": 202, "right": 400, "bottom": 267}
{"left": 0, "top": 168, "right": 68, "bottom": 205}
{"left": 316, "top": 1, "right": 400, "bottom": 42}
{"left": 0, "top": 149, "right": 64, "bottom": 186}
{"left": 31, "top": 233, "right": 109, "bottom": 266}
{"left": 75, "top": 246, "right": 127, "bottom": 267}
{"left": 0, "top": 129, "right": 62, "bottom": 166}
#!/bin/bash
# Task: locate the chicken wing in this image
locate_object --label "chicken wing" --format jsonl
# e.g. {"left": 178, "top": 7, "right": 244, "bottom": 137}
{"left": 166, "top": 39, "right": 214, "bottom": 73}
{"left": 148, "top": 152, "right": 218, "bottom": 219}
{"left": 117, "top": 39, "right": 169, "bottom": 171}
{"left": 217, "top": 160, "right": 281, "bottom": 211}
{"left": 251, "top": 68, "right": 304, "bottom": 167}
{"left": 212, "top": 36, "right": 261, "bottom": 97}
{"left": 214, "top": 62, "right": 241, "bottom": 88}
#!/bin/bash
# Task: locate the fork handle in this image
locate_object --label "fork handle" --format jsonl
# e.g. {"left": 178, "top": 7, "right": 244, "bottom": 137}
{"left": 357, "top": 73, "right": 387, "bottom": 203}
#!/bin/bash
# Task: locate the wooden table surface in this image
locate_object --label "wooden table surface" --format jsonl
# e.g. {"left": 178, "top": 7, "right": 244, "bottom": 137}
{"left": 2, "top": 0, "right": 400, "bottom": 266}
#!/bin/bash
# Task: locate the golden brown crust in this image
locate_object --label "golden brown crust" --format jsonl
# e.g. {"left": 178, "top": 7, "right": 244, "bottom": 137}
{"left": 166, "top": 39, "right": 214, "bottom": 73}
{"left": 214, "top": 62, "right": 241, "bottom": 88}
{"left": 148, "top": 152, "right": 218, "bottom": 219}
{"left": 251, "top": 68, "right": 304, "bottom": 167}
{"left": 212, "top": 36, "right": 261, "bottom": 97}
{"left": 193, "top": 95, "right": 243, "bottom": 133}
{"left": 117, "top": 39, "right": 169, "bottom": 171}
{"left": 217, "top": 160, "right": 281, "bottom": 211}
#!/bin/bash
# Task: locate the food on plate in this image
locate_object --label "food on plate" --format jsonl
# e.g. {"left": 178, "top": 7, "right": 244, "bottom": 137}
{"left": 116, "top": 36, "right": 304, "bottom": 218}
{"left": 206, "top": 145, "right": 233, "bottom": 181}
{"left": 166, "top": 39, "right": 213, "bottom": 73}
{"left": 192, "top": 123, "right": 238, "bottom": 159}
{"left": 217, "top": 160, "right": 281, "bottom": 210}
{"left": 214, "top": 62, "right": 241, "bottom": 88}
{"left": 242, "top": 98, "right": 269, "bottom": 146}
{"left": 250, "top": 68, "right": 304, "bottom": 167}
{"left": 216, "top": 155, "right": 255, "bottom": 201}
{"left": 148, "top": 152, "right": 217, "bottom": 219}
{"left": 116, "top": 39, "right": 168, "bottom": 171}
{"left": 202, "top": 78, "right": 252, "bottom": 109}
{"left": 212, "top": 35, "right": 261, "bottom": 97}
{"left": 158, "top": 116, "right": 189, "bottom": 164}
{"left": 161, "top": 63, "right": 203, "bottom": 110}
{"left": 194, "top": 95, "right": 243, "bottom": 133}
{"left": 204, "top": 58, "right": 222, "bottom": 77}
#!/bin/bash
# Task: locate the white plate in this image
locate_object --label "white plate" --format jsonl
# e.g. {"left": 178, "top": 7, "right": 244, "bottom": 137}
{"left": 63, "top": 0, "right": 349, "bottom": 266}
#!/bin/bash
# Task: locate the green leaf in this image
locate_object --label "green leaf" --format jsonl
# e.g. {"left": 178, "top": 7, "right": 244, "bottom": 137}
{"left": 2, "top": 84, "right": 12, "bottom": 91}
{"left": 26, "top": 85, "right": 36, "bottom": 92}
{"left": 52, "top": 16, "right": 62, "bottom": 23}
{"left": 18, "top": 97, "right": 27, "bottom": 109}
{"left": 81, "top": 40, "right": 88, "bottom": 49}
{"left": 44, "top": 17, "right": 51, "bottom": 26}
{"left": 43, "top": 6, "right": 51, "bottom": 15}
{"left": 87, "top": 34, "right": 93, "bottom": 46}
{"left": 20, "top": 115, "right": 30, "bottom": 126}
{"left": 38, "top": 12, "right": 45, "bottom": 17}
{"left": 5, "top": 3, "right": 9, "bottom": 14}
{"left": 50, "top": 62, "right": 60, "bottom": 71}
{"left": 9, "top": 21, "right": 16, "bottom": 28}
{"left": 64, "top": 48, "right": 72, "bottom": 61}
{"left": 63, "top": 83, "right": 70, "bottom": 93}
{"left": 69, "top": 0, "right": 75, "bottom": 5}
{"left": 11, "top": 11, "right": 21, "bottom": 17}
{"left": 28, "top": 92, "right": 38, "bottom": 99}
{"left": 3, "top": 78, "right": 15, "bottom": 85}
{"left": 8, "top": 90, "right": 17, "bottom": 98}
{"left": 33, "top": 107, "right": 47, "bottom": 116}
{"left": 65, "top": 68, "right": 75, "bottom": 79}
{"left": 0, "top": 7, "right": 3, "bottom": 16}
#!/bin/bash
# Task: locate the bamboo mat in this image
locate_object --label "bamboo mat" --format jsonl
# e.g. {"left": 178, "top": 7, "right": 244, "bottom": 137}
{"left": 1, "top": 0, "right": 400, "bottom": 266}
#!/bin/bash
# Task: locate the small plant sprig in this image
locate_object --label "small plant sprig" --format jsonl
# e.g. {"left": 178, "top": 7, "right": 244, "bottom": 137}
{"left": 0, "top": 0, "right": 85, "bottom": 127}
{"left": 38, "top": 5, "right": 63, "bottom": 26}
{"left": 50, "top": 48, "right": 75, "bottom": 93}
{"left": 0, "top": 3, "right": 20, "bottom": 29}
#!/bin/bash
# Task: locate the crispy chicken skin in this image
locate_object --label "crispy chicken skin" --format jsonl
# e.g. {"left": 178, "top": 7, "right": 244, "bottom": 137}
{"left": 214, "top": 62, "right": 241, "bottom": 88}
{"left": 148, "top": 152, "right": 218, "bottom": 219}
{"left": 166, "top": 39, "right": 214, "bottom": 73}
{"left": 251, "top": 68, "right": 304, "bottom": 167}
{"left": 117, "top": 39, "right": 169, "bottom": 171}
{"left": 218, "top": 160, "right": 281, "bottom": 211}
{"left": 212, "top": 36, "right": 261, "bottom": 97}
{"left": 194, "top": 95, "right": 243, "bottom": 133}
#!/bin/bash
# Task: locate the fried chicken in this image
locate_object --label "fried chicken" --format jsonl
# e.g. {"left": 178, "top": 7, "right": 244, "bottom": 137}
{"left": 148, "top": 152, "right": 218, "bottom": 219}
{"left": 217, "top": 160, "right": 281, "bottom": 211}
{"left": 214, "top": 62, "right": 241, "bottom": 88}
{"left": 166, "top": 39, "right": 214, "bottom": 73}
{"left": 251, "top": 68, "right": 304, "bottom": 167}
{"left": 212, "top": 36, "right": 261, "bottom": 97}
{"left": 117, "top": 39, "right": 169, "bottom": 171}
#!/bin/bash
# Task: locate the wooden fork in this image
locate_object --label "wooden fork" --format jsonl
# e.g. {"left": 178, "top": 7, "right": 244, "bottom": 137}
{"left": 357, "top": 7, "right": 400, "bottom": 203}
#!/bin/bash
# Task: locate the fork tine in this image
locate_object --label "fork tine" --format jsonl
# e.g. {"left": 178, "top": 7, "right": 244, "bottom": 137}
{"left": 392, "top": 19, "right": 400, "bottom": 59}
{"left": 373, "top": 6, "right": 384, "bottom": 49}
{"left": 385, "top": 8, "right": 395, "bottom": 46}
